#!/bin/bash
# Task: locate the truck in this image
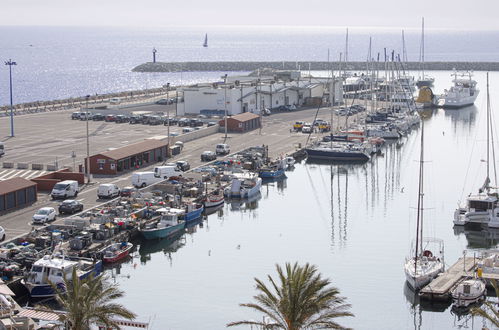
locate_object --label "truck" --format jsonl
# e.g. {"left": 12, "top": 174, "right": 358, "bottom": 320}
{"left": 131, "top": 172, "right": 162, "bottom": 188}
{"left": 153, "top": 165, "right": 183, "bottom": 180}
{"left": 51, "top": 180, "right": 79, "bottom": 199}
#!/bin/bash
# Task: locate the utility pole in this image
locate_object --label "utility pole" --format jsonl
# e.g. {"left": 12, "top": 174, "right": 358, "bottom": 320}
{"left": 5, "top": 59, "right": 17, "bottom": 137}
{"left": 166, "top": 83, "right": 171, "bottom": 158}
{"left": 224, "top": 74, "right": 228, "bottom": 141}
{"left": 85, "top": 95, "right": 91, "bottom": 183}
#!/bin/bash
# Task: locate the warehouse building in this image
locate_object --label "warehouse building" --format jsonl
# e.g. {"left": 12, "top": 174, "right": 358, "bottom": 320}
{"left": 0, "top": 177, "right": 37, "bottom": 213}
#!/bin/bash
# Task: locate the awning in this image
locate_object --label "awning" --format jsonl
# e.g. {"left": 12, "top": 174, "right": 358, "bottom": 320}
{"left": 18, "top": 308, "right": 63, "bottom": 321}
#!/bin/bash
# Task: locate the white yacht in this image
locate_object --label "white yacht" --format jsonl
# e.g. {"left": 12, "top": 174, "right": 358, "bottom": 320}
{"left": 224, "top": 172, "right": 262, "bottom": 199}
{"left": 451, "top": 278, "right": 486, "bottom": 307}
{"left": 439, "top": 71, "right": 479, "bottom": 108}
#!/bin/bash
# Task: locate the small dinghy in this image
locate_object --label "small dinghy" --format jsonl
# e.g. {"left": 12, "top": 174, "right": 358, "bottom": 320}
{"left": 451, "top": 278, "right": 486, "bottom": 308}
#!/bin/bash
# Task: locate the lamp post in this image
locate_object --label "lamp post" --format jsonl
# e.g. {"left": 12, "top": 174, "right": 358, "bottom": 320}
{"left": 166, "top": 83, "right": 170, "bottom": 158}
{"left": 85, "top": 95, "right": 91, "bottom": 183}
{"left": 5, "top": 59, "right": 16, "bottom": 137}
{"left": 224, "top": 74, "right": 228, "bottom": 141}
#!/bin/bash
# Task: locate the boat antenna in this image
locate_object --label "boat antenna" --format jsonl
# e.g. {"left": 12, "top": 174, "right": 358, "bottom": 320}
{"left": 486, "top": 72, "right": 492, "bottom": 191}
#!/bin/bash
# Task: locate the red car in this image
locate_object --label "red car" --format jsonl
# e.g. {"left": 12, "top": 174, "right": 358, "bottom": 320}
{"left": 120, "top": 186, "right": 136, "bottom": 197}
{"left": 105, "top": 114, "right": 116, "bottom": 122}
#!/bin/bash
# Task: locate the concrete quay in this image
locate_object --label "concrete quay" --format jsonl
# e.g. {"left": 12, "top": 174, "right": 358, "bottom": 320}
{"left": 132, "top": 61, "right": 499, "bottom": 73}
{"left": 0, "top": 102, "right": 350, "bottom": 241}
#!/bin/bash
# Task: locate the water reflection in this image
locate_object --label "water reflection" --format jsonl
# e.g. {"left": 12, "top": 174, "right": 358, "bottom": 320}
{"left": 204, "top": 203, "right": 224, "bottom": 217}
{"left": 229, "top": 192, "right": 262, "bottom": 212}
{"left": 262, "top": 177, "right": 287, "bottom": 197}
{"left": 453, "top": 225, "right": 499, "bottom": 249}
{"left": 443, "top": 105, "right": 478, "bottom": 133}
{"left": 138, "top": 230, "right": 186, "bottom": 265}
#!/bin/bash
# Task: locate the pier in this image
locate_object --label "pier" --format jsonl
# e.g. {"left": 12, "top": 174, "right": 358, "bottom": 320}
{"left": 419, "top": 257, "right": 477, "bottom": 301}
{"left": 132, "top": 61, "right": 499, "bottom": 73}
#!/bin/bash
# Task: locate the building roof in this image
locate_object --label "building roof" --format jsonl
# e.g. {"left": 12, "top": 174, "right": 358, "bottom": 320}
{"left": 0, "top": 177, "right": 36, "bottom": 195}
{"left": 96, "top": 139, "right": 168, "bottom": 161}
{"left": 229, "top": 112, "right": 260, "bottom": 122}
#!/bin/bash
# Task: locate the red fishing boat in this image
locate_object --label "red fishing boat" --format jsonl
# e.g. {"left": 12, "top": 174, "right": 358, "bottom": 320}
{"left": 101, "top": 242, "right": 133, "bottom": 263}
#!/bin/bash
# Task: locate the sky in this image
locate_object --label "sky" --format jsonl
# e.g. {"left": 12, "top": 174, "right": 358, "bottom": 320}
{"left": 2, "top": 0, "right": 498, "bottom": 30}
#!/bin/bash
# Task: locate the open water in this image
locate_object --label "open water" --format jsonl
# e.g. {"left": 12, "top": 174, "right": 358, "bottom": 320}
{"left": 3, "top": 26, "right": 499, "bottom": 329}
{"left": 104, "top": 71, "right": 499, "bottom": 329}
{"left": 1, "top": 26, "right": 499, "bottom": 105}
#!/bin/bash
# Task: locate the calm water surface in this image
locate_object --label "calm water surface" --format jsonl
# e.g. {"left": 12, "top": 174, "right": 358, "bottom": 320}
{"left": 105, "top": 72, "right": 499, "bottom": 329}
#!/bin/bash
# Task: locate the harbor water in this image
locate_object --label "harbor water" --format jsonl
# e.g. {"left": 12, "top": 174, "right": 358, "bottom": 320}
{"left": 106, "top": 72, "right": 499, "bottom": 329}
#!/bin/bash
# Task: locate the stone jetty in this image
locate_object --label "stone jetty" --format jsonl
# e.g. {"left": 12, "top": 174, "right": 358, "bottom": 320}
{"left": 132, "top": 61, "right": 499, "bottom": 73}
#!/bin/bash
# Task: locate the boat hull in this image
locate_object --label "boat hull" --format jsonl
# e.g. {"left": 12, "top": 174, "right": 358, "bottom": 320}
{"left": 259, "top": 168, "right": 285, "bottom": 178}
{"left": 305, "top": 148, "right": 370, "bottom": 162}
{"left": 140, "top": 223, "right": 184, "bottom": 240}
{"left": 205, "top": 196, "right": 224, "bottom": 208}
{"left": 103, "top": 244, "right": 133, "bottom": 264}
{"left": 404, "top": 258, "right": 444, "bottom": 290}
{"left": 184, "top": 206, "right": 204, "bottom": 222}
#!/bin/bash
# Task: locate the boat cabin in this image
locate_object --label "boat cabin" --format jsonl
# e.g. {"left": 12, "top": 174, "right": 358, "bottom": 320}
{"left": 28, "top": 255, "right": 76, "bottom": 284}
{"left": 466, "top": 194, "right": 497, "bottom": 211}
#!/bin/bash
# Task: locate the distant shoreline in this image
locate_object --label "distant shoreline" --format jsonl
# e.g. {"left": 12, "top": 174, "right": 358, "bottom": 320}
{"left": 132, "top": 61, "right": 499, "bottom": 73}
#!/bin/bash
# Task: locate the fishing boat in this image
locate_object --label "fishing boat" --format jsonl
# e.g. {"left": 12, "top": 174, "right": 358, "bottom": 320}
{"left": 453, "top": 74, "right": 499, "bottom": 228}
{"left": 224, "top": 172, "right": 262, "bottom": 199}
{"left": 284, "top": 156, "right": 296, "bottom": 168}
{"left": 182, "top": 201, "right": 204, "bottom": 223}
{"left": 22, "top": 253, "right": 102, "bottom": 298}
{"left": 203, "top": 33, "right": 208, "bottom": 47}
{"left": 451, "top": 278, "right": 486, "bottom": 307}
{"left": 101, "top": 242, "right": 133, "bottom": 264}
{"left": 404, "top": 119, "right": 445, "bottom": 290}
{"left": 140, "top": 208, "right": 185, "bottom": 240}
{"left": 438, "top": 71, "right": 479, "bottom": 108}
{"left": 204, "top": 189, "right": 224, "bottom": 208}
{"left": 259, "top": 159, "right": 287, "bottom": 179}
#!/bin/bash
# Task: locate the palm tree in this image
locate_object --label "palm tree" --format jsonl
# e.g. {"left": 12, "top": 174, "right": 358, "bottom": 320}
{"left": 471, "top": 280, "right": 499, "bottom": 327}
{"left": 227, "top": 262, "right": 353, "bottom": 329}
{"left": 53, "top": 268, "right": 136, "bottom": 330}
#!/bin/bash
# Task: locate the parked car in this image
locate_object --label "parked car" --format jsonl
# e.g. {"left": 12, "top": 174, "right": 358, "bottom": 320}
{"left": 207, "top": 121, "right": 217, "bottom": 127}
{"left": 193, "top": 166, "right": 218, "bottom": 176}
{"left": 79, "top": 112, "right": 93, "bottom": 120}
{"left": 302, "top": 123, "right": 313, "bottom": 134}
{"left": 148, "top": 116, "right": 162, "bottom": 125}
{"left": 262, "top": 108, "right": 271, "bottom": 116}
{"left": 58, "top": 200, "right": 84, "bottom": 215}
{"left": 105, "top": 114, "right": 117, "bottom": 122}
{"left": 163, "top": 117, "right": 178, "bottom": 126}
{"left": 201, "top": 151, "right": 217, "bottom": 161}
{"left": 182, "top": 127, "right": 195, "bottom": 134}
{"left": 178, "top": 118, "right": 190, "bottom": 127}
{"left": 129, "top": 115, "right": 141, "bottom": 124}
{"left": 0, "top": 226, "right": 5, "bottom": 241}
{"left": 92, "top": 113, "right": 105, "bottom": 121}
{"left": 174, "top": 141, "right": 184, "bottom": 151}
{"left": 176, "top": 160, "right": 190, "bottom": 171}
{"left": 71, "top": 112, "right": 83, "bottom": 120}
{"left": 155, "top": 98, "right": 169, "bottom": 105}
{"left": 33, "top": 207, "right": 57, "bottom": 224}
{"left": 293, "top": 121, "right": 304, "bottom": 131}
{"left": 110, "top": 97, "right": 121, "bottom": 105}
{"left": 189, "top": 119, "right": 204, "bottom": 127}
{"left": 115, "top": 115, "right": 129, "bottom": 123}
{"left": 120, "top": 186, "right": 137, "bottom": 197}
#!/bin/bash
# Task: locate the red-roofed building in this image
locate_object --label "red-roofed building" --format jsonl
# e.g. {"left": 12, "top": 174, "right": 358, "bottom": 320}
{"left": 0, "top": 177, "right": 37, "bottom": 213}
{"left": 219, "top": 112, "right": 261, "bottom": 133}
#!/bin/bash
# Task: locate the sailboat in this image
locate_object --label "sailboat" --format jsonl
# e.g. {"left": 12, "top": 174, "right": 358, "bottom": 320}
{"left": 203, "top": 33, "right": 208, "bottom": 47}
{"left": 416, "top": 17, "right": 435, "bottom": 88}
{"left": 404, "top": 118, "right": 445, "bottom": 290}
{"left": 454, "top": 73, "right": 499, "bottom": 228}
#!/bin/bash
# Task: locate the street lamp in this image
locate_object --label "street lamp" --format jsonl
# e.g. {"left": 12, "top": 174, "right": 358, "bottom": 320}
{"left": 166, "top": 83, "right": 171, "bottom": 158}
{"left": 224, "top": 74, "right": 228, "bottom": 141}
{"left": 5, "top": 59, "right": 17, "bottom": 137}
{"left": 85, "top": 95, "right": 91, "bottom": 183}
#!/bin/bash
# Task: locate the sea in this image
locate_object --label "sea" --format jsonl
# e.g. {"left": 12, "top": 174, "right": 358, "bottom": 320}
{"left": 4, "top": 26, "right": 499, "bottom": 329}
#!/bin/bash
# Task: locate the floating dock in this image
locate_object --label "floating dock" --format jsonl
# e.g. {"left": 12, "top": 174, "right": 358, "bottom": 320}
{"left": 419, "top": 257, "right": 476, "bottom": 301}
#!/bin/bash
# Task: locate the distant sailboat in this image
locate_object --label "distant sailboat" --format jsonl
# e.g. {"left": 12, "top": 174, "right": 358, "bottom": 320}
{"left": 203, "top": 34, "right": 208, "bottom": 47}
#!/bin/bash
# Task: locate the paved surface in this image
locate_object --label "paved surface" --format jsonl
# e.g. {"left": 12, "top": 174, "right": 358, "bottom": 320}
{"left": 0, "top": 103, "right": 360, "bottom": 240}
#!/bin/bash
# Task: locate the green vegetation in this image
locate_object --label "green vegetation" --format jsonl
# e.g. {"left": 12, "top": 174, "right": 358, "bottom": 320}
{"left": 227, "top": 262, "right": 353, "bottom": 330}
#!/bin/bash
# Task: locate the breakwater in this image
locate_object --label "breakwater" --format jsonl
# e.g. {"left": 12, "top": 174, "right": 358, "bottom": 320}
{"left": 132, "top": 61, "right": 499, "bottom": 73}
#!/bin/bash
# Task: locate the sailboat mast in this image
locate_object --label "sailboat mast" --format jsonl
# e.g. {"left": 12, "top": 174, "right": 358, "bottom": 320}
{"left": 421, "top": 17, "right": 425, "bottom": 79}
{"left": 487, "top": 72, "right": 490, "bottom": 184}
{"left": 414, "top": 118, "right": 424, "bottom": 272}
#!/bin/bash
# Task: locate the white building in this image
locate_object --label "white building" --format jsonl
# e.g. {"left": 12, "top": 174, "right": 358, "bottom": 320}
{"left": 177, "top": 75, "right": 337, "bottom": 116}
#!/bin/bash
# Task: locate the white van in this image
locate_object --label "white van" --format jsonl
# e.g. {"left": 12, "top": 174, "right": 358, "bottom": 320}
{"left": 110, "top": 97, "right": 121, "bottom": 105}
{"left": 131, "top": 172, "right": 162, "bottom": 188}
{"left": 154, "top": 165, "right": 183, "bottom": 179}
{"left": 51, "top": 180, "right": 79, "bottom": 199}
{"left": 216, "top": 144, "right": 230, "bottom": 155}
{"left": 97, "top": 183, "right": 121, "bottom": 199}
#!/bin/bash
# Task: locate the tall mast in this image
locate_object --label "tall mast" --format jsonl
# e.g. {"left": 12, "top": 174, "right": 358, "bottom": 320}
{"left": 487, "top": 72, "right": 490, "bottom": 186}
{"left": 402, "top": 30, "right": 408, "bottom": 63}
{"left": 345, "top": 28, "right": 349, "bottom": 63}
{"left": 415, "top": 118, "right": 425, "bottom": 272}
{"left": 421, "top": 17, "right": 425, "bottom": 79}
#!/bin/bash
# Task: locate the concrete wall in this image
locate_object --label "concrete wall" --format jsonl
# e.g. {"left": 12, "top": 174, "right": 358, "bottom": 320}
{"left": 173, "top": 125, "right": 220, "bottom": 143}
{"left": 31, "top": 169, "right": 85, "bottom": 191}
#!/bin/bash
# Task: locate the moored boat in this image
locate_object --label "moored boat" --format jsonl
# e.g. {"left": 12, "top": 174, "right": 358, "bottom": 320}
{"left": 204, "top": 189, "right": 224, "bottom": 208}
{"left": 140, "top": 208, "right": 185, "bottom": 240}
{"left": 22, "top": 253, "right": 102, "bottom": 298}
{"left": 101, "top": 242, "right": 133, "bottom": 264}
{"left": 305, "top": 142, "right": 370, "bottom": 162}
{"left": 451, "top": 278, "right": 486, "bottom": 307}
{"left": 224, "top": 172, "right": 262, "bottom": 199}
{"left": 438, "top": 71, "right": 479, "bottom": 108}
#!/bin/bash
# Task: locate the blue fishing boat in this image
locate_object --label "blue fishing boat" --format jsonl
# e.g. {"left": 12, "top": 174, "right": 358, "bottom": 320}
{"left": 22, "top": 253, "right": 102, "bottom": 298}
{"left": 140, "top": 208, "right": 185, "bottom": 240}
{"left": 259, "top": 158, "right": 287, "bottom": 179}
{"left": 182, "top": 202, "right": 204, "bottom": 224}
